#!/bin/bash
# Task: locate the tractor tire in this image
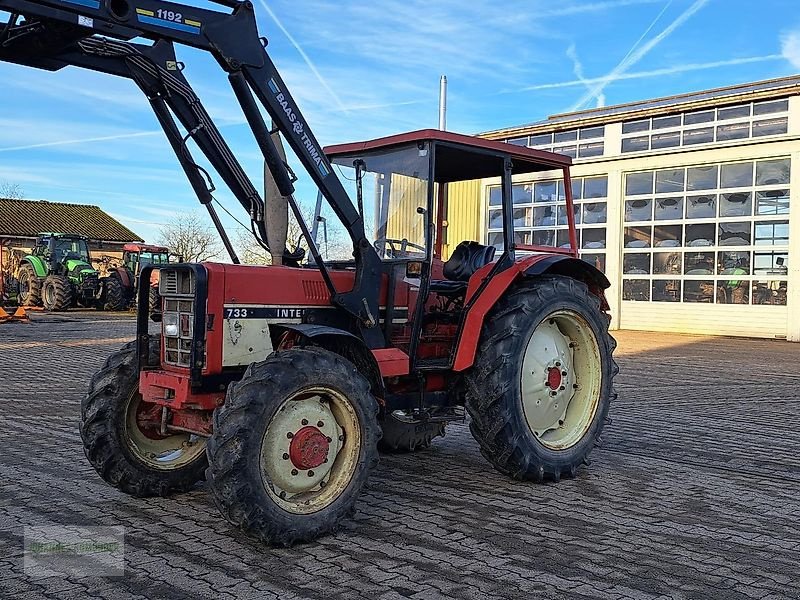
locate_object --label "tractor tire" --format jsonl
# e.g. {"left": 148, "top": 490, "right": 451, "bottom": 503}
{"left": 206, "top": 347, "right": 380, "bottom": 546}
{"left": 17, "top": 264, "right": 41, "bottom": 306}
{"left": 42, "top": 274, "right": 72, "bottom": 311}
{"left": 80, "top": 337, "right": 208, "bottom": 497}
{"left": 103, "top": 277, "right": 128, "bottom": 311}
{"left": 378, "top": 411, "right": 446, "bottom": 452}
{"left": 148, "top": 286, "right": 161, "bottom": 320}
{"left": 465, "top": 275, "right": 617, "bottom": 482}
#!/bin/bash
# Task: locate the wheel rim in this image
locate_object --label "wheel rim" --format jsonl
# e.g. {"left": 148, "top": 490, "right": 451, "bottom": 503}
{"left": 44, "top": 284, "right": 54, "bottom": 306}
{"left": 19, "top": 273, "right": 30, "bottom": 300}
{"left": 123, "top": 390, "right": 206, "bottom": 470}
{"left": 260, "top": 386, "right": 361, "bottom": 515}
{"left": 520, "top": 310, "right": 602, "bottom": 450}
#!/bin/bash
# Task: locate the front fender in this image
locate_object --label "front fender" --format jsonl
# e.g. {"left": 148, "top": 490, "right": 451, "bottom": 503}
{"left": 272, "top": 323, "right": 391, "bottom": 395}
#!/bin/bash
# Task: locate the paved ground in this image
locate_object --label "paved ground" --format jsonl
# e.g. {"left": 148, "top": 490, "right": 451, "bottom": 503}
{"left": 0, "top": 312, "right": 798, "bottom": 599}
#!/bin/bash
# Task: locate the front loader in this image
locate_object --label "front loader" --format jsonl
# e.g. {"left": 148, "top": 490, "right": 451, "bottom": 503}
{"left": 0, "top": 0, "right": 617, "bottom": 545}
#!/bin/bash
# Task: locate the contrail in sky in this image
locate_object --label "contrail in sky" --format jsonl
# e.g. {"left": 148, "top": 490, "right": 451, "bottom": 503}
{"left": 570, "top": 0, "right": 711, "bottom": 111}
{"left": 0, "top": 131, "right": 160, "bottom": 153}
{"left": 257, "top": 0, "right": 350, "bottom": 115}
{"left": 514, "top": 55, "right": 783, "bottom": 93}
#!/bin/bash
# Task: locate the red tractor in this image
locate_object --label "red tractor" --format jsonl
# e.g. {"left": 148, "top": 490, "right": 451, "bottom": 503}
{"left": 101, "top": 243, "right": 172, "bottom": 312}
{"left": 1, "top": 0, "right": 616, "bottom": 545}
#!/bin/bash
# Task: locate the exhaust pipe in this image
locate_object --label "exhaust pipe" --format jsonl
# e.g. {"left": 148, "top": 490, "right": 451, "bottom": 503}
{"left": 263, "top": 121, "right": 289, "bottom": 266}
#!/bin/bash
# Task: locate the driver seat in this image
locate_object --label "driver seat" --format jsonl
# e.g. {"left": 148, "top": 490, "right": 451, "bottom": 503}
{"left": 430, "top": 241, "right": 496, "bottom": 296}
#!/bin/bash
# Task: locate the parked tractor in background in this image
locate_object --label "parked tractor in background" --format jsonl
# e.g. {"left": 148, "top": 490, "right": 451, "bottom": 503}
{"left": 100, "top": 243, "right": 173, "bottom": 313}
{"left": 17, "top": 233, "right": 100, "bottom": 311}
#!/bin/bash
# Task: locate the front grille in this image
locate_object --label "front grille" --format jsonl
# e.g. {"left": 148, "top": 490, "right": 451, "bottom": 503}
{"left": 160, "top": 268, "right": 201, "bottom": 368}
{"left": 160, "top": 269, "right": 194, "bottom": 296}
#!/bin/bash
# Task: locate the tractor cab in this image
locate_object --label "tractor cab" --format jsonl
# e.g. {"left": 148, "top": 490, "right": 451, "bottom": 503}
{"left": 34, "top": 233, "right": 91, "bottom": 265}
{"left": 324, "top": 129, "right": 578, "bottom": 268}
{"left": 324, "top": 130, "right": 586, "bottom": 367}
{"left": 122, "top": 243, "right": 171, "bottom": 277}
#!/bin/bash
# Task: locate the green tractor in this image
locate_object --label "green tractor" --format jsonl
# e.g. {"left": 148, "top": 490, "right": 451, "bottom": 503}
{"left": 17, "top": 233, "right": 101, "bottom": 311}
{"left": 99, "top": 243, "right": 173, "bottom": 312}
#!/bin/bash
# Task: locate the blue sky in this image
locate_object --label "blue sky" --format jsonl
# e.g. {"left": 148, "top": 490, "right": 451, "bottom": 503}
{"left": 1, "top": 0, "right": 799, "bottom": 246}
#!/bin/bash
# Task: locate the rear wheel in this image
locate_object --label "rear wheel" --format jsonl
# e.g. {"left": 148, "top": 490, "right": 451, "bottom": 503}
{"left": 465, "top": 275, "right": 617, "bottom": 482}
{"left": 42, "top": 274, "right": 72, "bottom": 311}
{"left": 378, "top": 411, "right": 446, "bottom": 452}
{"left": 80, "top": 337, "right": 208, "bottom": 496}
{"left": 103, "top": 277, "right": 128, "bottom": 311}
{"left": 18, "top": 264, "right": 41, "bottom": 306}
{"left": 206, "top": 347, "right": 380, "bottom": 546}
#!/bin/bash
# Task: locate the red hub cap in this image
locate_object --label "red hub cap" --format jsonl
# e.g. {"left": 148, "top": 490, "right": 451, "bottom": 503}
{"left": 546, "top": 367, "right": 562, "bottom": 391}
{"left": 289, "top": 426, "right": 330, "bottom": 470}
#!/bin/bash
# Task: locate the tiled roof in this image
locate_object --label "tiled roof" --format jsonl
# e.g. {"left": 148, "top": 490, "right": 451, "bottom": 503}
{"left": 0, "top": 198, "right": 142, "bottom": 243}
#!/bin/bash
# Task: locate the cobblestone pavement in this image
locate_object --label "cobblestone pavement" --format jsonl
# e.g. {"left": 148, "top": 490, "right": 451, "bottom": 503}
{"left": 1, "top": 312, "right": 798, "bottom": 599}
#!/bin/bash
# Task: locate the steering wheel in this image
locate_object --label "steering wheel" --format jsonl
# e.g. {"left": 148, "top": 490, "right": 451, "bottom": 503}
{"left": 373, "top": 238, "right": 425, "bottom": 259}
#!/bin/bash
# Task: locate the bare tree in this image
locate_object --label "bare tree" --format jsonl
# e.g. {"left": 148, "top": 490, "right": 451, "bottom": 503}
{"left": 234, "top": 206, "right": 352, "bottom": 266}
{"left": 0, "top": 181, "right": 24, "bottom": 199}
{"left": 234, "top": 229, "right": 271, "bottom": 265}
{"left": 157, "top": 210, "right": 223, "bottom": 262}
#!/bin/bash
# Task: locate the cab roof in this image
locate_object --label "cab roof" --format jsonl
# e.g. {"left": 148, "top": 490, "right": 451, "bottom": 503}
{"left": 324, "top": 129, "right": 571, "bottom": 183}
{"left": 123, "top": 243, "right": 169, "bottom": 253}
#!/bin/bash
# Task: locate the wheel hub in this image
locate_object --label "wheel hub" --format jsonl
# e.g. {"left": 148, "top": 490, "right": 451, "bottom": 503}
{"left": 262, "top": 396, "right": 344, "bottom": 499}
{"left": 546, "top": 366, "right": 563, "bottom": 391}
{"left": 289, "top": 426, "right": 330, "bottom": 470}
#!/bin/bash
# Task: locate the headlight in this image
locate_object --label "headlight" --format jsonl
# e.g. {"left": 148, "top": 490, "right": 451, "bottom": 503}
{"left": 163, "top": 312, "right": 179, "bottom": 337}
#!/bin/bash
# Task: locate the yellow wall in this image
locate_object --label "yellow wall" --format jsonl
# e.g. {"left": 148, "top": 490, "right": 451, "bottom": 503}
{"left": 442, "top": 180, "right": 483, "bottom": 259}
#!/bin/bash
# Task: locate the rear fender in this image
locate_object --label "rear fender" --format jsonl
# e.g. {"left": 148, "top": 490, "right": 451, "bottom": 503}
{"left": 271, "top": 324, "right": 387, "bottom": 398}
{"left": 452, "top": 254, "right": 610, "bottom": 372}
{"left": 115, "top": 267, "right": 133, "bottom": 289}
{"left": 23, "top": 256, "right": 47, "bottom": 278}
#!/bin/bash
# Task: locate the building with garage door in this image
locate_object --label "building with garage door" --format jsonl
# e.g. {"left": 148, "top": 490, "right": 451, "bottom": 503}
{"left": 468, "top": 75, "right": 800, "bottom": 341}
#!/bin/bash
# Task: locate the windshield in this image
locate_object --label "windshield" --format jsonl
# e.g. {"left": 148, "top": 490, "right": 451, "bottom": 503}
{"left": 139, "top": 252, "right": 169, "bottom": 266}
{"left": 53, "top": 238, "right": 90, "bottom": 262}
{"left": 327, "top": 143, "right": 430, "bottom": 261}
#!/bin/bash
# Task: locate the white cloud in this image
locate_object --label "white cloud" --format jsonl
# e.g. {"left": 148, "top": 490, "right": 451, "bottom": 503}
{"left": 781, "top": 30, "right": 800, "bottom": 70}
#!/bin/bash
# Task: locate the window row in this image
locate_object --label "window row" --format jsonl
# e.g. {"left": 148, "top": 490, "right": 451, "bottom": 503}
{"left": 620, "top": 99, "right": 789, "bottom": 153}
{"left": 622, "top": 221, "right": 789, "bottom": 248}
{"left": 625, "top": 160, "right": 791, "bottom": 196}
{"left": 622, "top": 279, "right": 787, "bottom": 305}
{"left": 624, "top": 190, "right": 789, "bottom": 221}
{"left": 622, "top": 99, "right": 788, "bottom": 134}
{"left": 489, "top": 203, "right": 607, "bottom": 228}
{"left": 621, "top": 118, "right": 787, "bottom": 152}
{"left": 487, "top": 227, "right": 607, "bottom": 250}
{"left": 506, "top": 125, "right": 606, "bottom": 148}
{"left": 622, "top": 250, "right": 787, "bottom": 276}
{"left": 488, "top": 176, "right": 608, "bottom": 206}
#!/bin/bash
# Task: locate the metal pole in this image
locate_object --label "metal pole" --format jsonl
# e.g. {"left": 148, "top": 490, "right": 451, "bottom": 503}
{"left": 438, "top": 75, "right": 447, "bottom": 131}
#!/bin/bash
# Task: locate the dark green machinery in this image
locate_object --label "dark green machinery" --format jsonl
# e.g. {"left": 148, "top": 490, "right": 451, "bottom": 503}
{"left": 17, "top": 233, "right": 100, "bottom": 311}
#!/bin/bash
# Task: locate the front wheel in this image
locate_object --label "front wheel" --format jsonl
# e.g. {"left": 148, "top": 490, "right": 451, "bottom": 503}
{"left": 466, "top": 275, "right": 617, "bottom": 482}
{"left": 80, "top": 337, "right": 208, "bottom": 496}
{"left": 42, "top": 274, "right": 72, "bottom": 311}
{"left": 206, "top": 347, "right": 380, "bottom": 546}
{"left": 103, "top": 277, "right": 128, "bottom": 311}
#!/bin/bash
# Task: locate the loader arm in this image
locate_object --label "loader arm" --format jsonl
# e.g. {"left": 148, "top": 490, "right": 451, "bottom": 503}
{"left": 0, "top": 0, "right": 385, "bottom": 346}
